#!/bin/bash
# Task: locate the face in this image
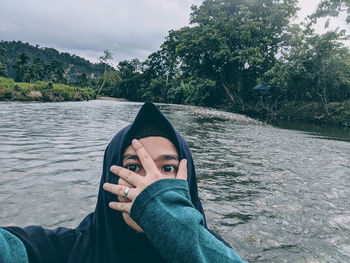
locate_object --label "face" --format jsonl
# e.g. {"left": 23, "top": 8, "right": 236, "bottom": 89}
{"left": 119, "top": 136, "right": 179, "bottom": 232}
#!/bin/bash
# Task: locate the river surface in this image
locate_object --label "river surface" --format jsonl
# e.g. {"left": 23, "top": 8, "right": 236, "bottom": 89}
{"left": 0, "top": 100, "right": 349, "bottom": 262}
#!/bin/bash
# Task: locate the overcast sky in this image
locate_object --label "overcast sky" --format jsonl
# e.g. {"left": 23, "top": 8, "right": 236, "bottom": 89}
{"left": 0, "top": 0, "right": 348, "bottom": 65}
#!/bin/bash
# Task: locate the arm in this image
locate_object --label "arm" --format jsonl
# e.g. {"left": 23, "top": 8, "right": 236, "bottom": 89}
{"left": 0, "top": 228, "right": 29, "bottom": 263}
{"left": 2, "top": 226, "right": 76, "bottom": 263}
{"left": 103, "top": 139, "right": 248, "bottom": 263}
{"left": 130, "top": 179, "right": 247, "bottom": 263}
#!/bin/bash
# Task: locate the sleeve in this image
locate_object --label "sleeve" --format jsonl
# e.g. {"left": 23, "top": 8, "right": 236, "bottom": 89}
{"left": 3, "top": 226, "right": 77, "bottom": 263}
{"left": 130, "top": 179, "right": 248, "bottom": 263}
{"left": 0, "top": 228, "right": 29, "bottom": 263}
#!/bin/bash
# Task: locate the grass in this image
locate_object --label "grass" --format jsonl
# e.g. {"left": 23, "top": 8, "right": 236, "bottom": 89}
{"left": 0, "top": 77, "right": 96, "bottom": 102}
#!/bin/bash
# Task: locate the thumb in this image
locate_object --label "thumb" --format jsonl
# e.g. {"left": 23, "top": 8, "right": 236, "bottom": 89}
{"left": 176, "top": 159, "right": 188, "bottom": 180}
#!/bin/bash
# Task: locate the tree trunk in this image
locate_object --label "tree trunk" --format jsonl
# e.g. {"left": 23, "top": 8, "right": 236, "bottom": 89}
{"left": 322, "top": 86, "right": 330, "bottom": 116}
{"left": 97, "top": 78, "right": 106, "bottom": 96}
{"left": 97, "top": 64, "right": 107, "bottom": 96}
{"left": 222, "top": 82, "right": 244, "bottom": 108}
{"left": 222, "top": 82, "right": 236, "bottom": 102}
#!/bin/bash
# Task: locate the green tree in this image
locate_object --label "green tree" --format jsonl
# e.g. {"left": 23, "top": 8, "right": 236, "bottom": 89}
{"left": 48, "top": 60, "right": 65, "bottom": 83}
{"left": 184, "top": 78, "right": 217, "bottom": 106}
{"left": 161, "top": 0, "right": 298, "bottom": 108}
{"left": 0, "top": 45, "right": 7, "bottom": 77}
{"left": 75, "top": 73, "right": 90, "bottom": 88}
{"left": 97, "top": 50, "right": 113, "bottom": 95}
{"left": 313, "top": 0, "right": 350, "bottom": 24}
{"left": 142, "top": 49, "right": 179, "bottom": 84}
{"left": 29, "top": 58, "right": 45, "bottom": 82}
{"left": 264, "top": 28, "right": 350, "bottom": 115}
{"left": 117, "top": 59, "right": 143, "bottom": 101}
{"left": 13, "top": 53, "right": 31, "bottom": 82}
{"left": 140, "top": 78, "right": 167, "bottom": 102}
{"left": 96, "top": 71, "right": 122, "bottom": 97}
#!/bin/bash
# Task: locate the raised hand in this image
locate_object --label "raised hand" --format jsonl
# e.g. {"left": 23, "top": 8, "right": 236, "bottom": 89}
{"left": 103, "top": 139, "right": 187, "bottom": 214}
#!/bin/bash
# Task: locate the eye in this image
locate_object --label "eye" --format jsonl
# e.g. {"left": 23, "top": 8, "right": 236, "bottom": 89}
{"left": 125, "top": 164, "right": 140, "bottom": 172}
{"left": 162, "top": 165, "right": 177, "bottom": 173}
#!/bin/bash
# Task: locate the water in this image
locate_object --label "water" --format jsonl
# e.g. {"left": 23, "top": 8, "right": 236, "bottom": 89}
{"left": 0, "top": 100, "right": 349, "bottom": 262}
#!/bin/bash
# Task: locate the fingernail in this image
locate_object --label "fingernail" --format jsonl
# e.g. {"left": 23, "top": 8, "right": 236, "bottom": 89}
{"left": 110, "top": 165, "right": 117, "bottom": 172}
{"left": 132, "top": 139, "right": 141, "bottom": 147}
{"left": 109, "top": 202, "right": 118, "bottom": 209}
{"left": 182, "top": 159, "right": 187, "bottom": 165}
{"left": 103, "top": 183, "right": 109, "bottom": 189}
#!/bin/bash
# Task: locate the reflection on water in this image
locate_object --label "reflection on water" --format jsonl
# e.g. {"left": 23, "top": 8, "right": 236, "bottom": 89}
{"left": 0, "top": 101, "right": 349, "bottom": 262}
{"left": 274, "top": 119, "right": 350, "bottom": 143}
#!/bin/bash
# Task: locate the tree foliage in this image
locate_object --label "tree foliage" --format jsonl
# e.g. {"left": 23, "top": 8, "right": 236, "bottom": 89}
{"left": 160, "top": 0, "right": 298, "bottom": 106}
{"left": 264, "top": 27, "right": 350, "bottom": 114}
{"left": 13, "top": 53, "right": 31, "bottom": 82}
{"left": 1, "top": 40, "right": 112, "bottom": 82}
{"left": 2, "top": 0, "right": 350, "bottom": 125}
{"left": 313, "top": 0, "right": 350, "bottom": 24}
{"left": 12, "top": 53, "right": 66, "bottom": 83}
{"left": 96, "top": 71, "right": 122, "bottom": 97}
{"left": 97, "top": 0, "right": 350, "bottom": 118}
{"left": 0, "top": 45, "right": 7, "bottom": 77}
{"left": 97, "top": 49, "right": 114, "bottom": 95}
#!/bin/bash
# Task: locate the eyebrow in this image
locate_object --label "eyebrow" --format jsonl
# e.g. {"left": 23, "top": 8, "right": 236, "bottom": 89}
{"left": 123, "top": 154, "right": 179, "bottom": 162}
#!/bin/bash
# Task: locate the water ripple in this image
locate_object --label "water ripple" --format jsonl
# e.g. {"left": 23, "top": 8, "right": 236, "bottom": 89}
{"left": 1, "top": 101, "right": 350, "bottom": 262}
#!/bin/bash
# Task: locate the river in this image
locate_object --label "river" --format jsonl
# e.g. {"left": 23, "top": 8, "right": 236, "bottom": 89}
{"left": 0, "top": 100, "right": 349, "bottom": 262}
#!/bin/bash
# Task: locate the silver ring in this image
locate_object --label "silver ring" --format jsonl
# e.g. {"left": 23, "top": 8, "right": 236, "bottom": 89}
{"left": 123, "top": 187, "right": 131, "bottom": 199}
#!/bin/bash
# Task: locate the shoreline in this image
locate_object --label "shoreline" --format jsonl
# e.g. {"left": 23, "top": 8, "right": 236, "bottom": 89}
{"left": 1, "top": 77, "right": 349, "bottom": 128}
{"left": 0, "top": 77, "right": 95, "bottom": 102}
{"left": 241, "top": 101, "right": 350, "bottom": 128}
{"left": 2, "top": 95, "right": 349, "bottom": 129}
{"left": 96, "top": 96, "right": 127, "bottom": 101}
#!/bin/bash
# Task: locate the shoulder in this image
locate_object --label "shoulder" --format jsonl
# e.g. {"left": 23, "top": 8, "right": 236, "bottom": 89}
{"left": 0, "top": 227, "right": 29, "bottom": 263}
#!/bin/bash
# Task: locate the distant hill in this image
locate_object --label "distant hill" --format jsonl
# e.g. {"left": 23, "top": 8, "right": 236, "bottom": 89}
{"left": 0, "top": 40, "right": 114, "bottom": 81}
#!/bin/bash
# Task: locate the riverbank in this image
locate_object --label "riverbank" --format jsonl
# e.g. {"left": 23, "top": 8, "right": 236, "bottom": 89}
{"left": 238, "top": 101, "right": 350, "bottom": 128}
{"left": 274, "top": 101, "right": 350, "bottom": 128}
{"left": 0, "top": 77, "right": 95, "bottom": 102}
{"left": 96, "top": 96, "right": 127, "bottom": 101}
{"left": 1, "top": 76, "right": 349, "bottom": 128}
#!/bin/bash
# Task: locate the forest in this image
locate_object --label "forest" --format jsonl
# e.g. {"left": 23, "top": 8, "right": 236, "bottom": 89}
{"left": 1, "top": 0, "right": 350, "bottom": 127}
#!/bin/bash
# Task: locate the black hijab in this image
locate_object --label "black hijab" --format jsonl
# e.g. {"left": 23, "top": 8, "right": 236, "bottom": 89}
{"left": 5, "top": 102, "right": 228, "bottom": 263}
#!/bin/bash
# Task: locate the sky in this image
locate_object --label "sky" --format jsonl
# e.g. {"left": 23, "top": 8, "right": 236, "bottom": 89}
{"left": 0, "top": 0, "right": 348, "bottom": 66}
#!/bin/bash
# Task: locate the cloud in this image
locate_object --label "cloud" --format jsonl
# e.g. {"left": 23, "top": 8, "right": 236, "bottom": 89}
{"left": 0, "top": 0, "right": 202, "bottom": 63}
{"left": 296, "top": 0, "right": 348, "bottom": 35}
{"left": 1, "top": 0, "right": 348, "bottom": 65}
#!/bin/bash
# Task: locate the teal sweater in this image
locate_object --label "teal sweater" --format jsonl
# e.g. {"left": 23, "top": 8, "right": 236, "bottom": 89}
{"left": 0, "top": 228, "right": 28, "bottom": 263}
{"left": 1, "top": 179, "right": 247, "bottom": 263}
{"left": 130, "top": 179, "right": 248, "bottom": 263}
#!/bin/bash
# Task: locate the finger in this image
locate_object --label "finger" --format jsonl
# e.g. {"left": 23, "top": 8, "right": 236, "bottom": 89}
{"left": 117, "top": 178, "right": 134, "bottom": 202}
{"left": 109, "top": 201, "right": 132, "bottom": 213}
{"left": 176, "top": 159, "right": 188, "bottom": 180}
{"left": 118, "top": 195, "right": 129, "bottom": 203}
{"left": 103, "top": 183, "right": 137, "bottom": 201}
{"left": 110, "top": 165, "right": 141, "bottom": 187}
{"left": 132, "top": 139, "right": 159, "bottom": 175}
{"left": 117, "top": 177, "right": 134, "bottom": 188}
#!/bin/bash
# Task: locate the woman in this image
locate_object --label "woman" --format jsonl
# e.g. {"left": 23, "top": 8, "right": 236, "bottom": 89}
{"left": 1, "top": 102, "right": 247, "bottom": 262}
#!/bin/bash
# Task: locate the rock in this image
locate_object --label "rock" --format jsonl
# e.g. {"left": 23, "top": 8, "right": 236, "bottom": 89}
{"left": 28, "top": 90, "right": 43, "bottom": 100}
{"left": 73, "top": 91, "right": 83, "bottom": 101}
{"left": 42, "top": 90, "right": 55, "bottom": 102}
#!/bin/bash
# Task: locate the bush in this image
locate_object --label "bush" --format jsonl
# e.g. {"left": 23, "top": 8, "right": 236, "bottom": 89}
{"left": 167, "top": 84, "right": 186, "bottom": 104}
{"left": 0, "top": 77, "right": 16, "bottom": 89}
{"left": 184, "top": 79, "right": 217, "bottom": 106}
{"left": 0, "top": 77, "right": 96, "bottom": 102}
{"left": 332, "top": 99, "right": 350, "bottom": 127}
{"left": 33, "top": 81, "right": 50, "bottom": 91}
{"left": 0, "top": 87, "right": 13, "bottom": 100}
{"left": 52, "top": 84, "right": 75, "bottom": 101}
